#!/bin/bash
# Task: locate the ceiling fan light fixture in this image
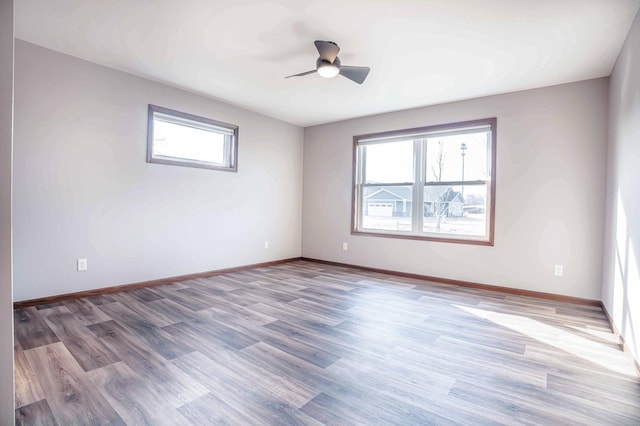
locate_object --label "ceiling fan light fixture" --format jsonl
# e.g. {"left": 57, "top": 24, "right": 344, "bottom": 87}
{"left": 285, "top": 42, "right": 369, "bottom": 84}
{"left": 317, "top": 62, "right": 340, "bottom": 78}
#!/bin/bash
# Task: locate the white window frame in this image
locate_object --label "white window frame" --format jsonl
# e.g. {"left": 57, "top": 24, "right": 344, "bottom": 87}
{"left": 352, "top": 118, "right": 497, "bottom": 246}
{"left": 147, "top": 104, "right": 238, "bottom": 172}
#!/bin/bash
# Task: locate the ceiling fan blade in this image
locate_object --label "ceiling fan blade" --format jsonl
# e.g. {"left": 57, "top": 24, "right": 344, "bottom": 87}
{"left": 314, "top": 40, "right": 340, "bottom": 62}
{"left": 284, "top": 70, "right": 317, "bottom": 79}
{"left": 339, "top": 66, "right": 370, "bottom": 84}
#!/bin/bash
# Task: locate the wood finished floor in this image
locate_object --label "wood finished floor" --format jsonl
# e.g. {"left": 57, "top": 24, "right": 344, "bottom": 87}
{"left": 14, "top": 260, "right": 640, "bottom": 425}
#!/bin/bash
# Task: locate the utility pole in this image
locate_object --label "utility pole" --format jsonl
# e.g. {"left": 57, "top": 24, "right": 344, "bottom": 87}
{"left": 460, "top": 142, "right": 467, "bottom": 197}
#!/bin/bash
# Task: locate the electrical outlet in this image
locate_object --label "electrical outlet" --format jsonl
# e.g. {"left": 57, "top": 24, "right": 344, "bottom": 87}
{"left": 264, "top": 241, "right": 269, "bottom": 249}
{"left": 77, "top": 258, "right": 88, "bottom": 271}
{"left": 342, "top": 242, "right": 348, "bottom": 251}
{"left": 554, "top": 264, "right": 563, "bottom": 276}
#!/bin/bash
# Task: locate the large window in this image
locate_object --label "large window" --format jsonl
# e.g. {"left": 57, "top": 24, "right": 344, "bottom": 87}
{"left": 147, "top": 105, "right": 238, "bottom": 172}
{"left": 352, "top": 118, "right": 496, "bottom": 245}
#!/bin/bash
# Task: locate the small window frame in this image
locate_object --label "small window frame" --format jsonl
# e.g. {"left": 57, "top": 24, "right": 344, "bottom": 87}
{"left": 147, "top": 104, "right": 239, "bottom": 172}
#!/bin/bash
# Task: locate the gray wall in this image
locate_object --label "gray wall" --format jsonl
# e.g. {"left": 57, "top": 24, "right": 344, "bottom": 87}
{"left": 303, "top": 79, "right": 608, "bottom": 300}
{"left": 602, "top": 10, "right": 640, "bottom": 365}
{"left": 13, "top": 41, "right": 304, "bottom": 302}
{"left": 0, "top": 0, "right": 14, "bottom": 421}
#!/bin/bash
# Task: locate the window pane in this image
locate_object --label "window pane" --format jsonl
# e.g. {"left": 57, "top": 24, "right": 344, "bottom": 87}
{"left": 423, "top": 184, "right": 487, "bottom": 236}
{"left": 147, "top": 105, "right": 238, "bottom": 172}
{"left": 364, "top": 140, "right": 413, "bottom": 183}
{"left": 361, "top": 185, "right": 412, "bottom": 232}
{"left": 153, "top": 119, "right": 226, "bottom": 164}
{"left": 353, "top": 118, "right": 495, "bottom": 245}
{"left": 425, "top": 131, "right": 488, "bottom": 182}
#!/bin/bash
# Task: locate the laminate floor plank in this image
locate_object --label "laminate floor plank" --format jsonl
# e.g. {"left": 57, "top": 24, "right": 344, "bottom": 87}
{"left": 345, "top": 304, "right": 430, "bottom": 327}
{"left": 87, "top": 361, "right": 191, "bottom": 425}
{"left": 122, "top": 287, "right": 164, "bottom": 303}
{"left": 294, "top": 290, "right": 356, "bottom": 311}
{"left": 259, "top": 329, "right": 341, "bottom": 369}
{"left": 450, "top": 377, "right": 633, "bottom": 426}
{"left": 546, "top": 373, "right": 640, "bottom": 416}
{"left": 202, "top": 274, "right": 249, "bottom": 290}
{"left": 33, "top": 302, "right": 64, "bottom": 310}
{"left": 391, "top": 342, "right": 548, "bottom": 390}
{"left": 162, "top": 321, "right": 237, "bottom": 355}
{"left": 14, "top": 307, "right": 60, "bottom": 350}
{"left": 300, "top": 392, "right": 383, "bottom": 425}
{"left": 327, "top": 358, "right": 517, "bottom": 426}
{"left": 334, "top": 318, "right": 426, "bottom": 349}
{"left": 191, "top": 275, "right": 245, "bottom": 292}
{"left": 173, "top": 351, "right": 322, "bottom": 425}
{"left": 432, "top": 324, "right": 528, "bottom": 355}
{"left": 87, "top": 320, "right": 208, "bottom": 408}
{"left": 197, "top": 306, "right": 339, "bottom": 368}
{"left": 328, "top": 355, "right": 455, "bottom": 397}
{"left": 108, "top": 297, "right": 178, "bottom": 328}
{"left": 144, "top": 298, "right": 204, "bottom": 324}
{"left": 241, "top": 339, "right": 433, "bottom": 425}
{"left": 305, "top": 372, "right": 458, "bottom": 426}
{"left": 62, "top": 298, "right": 112, "bottom": 325}
{"left": 14, "top": 260, "right": 640, "bottom": 425}
{"left": 84, "top": 294, "right": 118, "bottom": 306}
{"left": 23, "top": 342, "right": 125, "bottom": 425}
{"left": 14, "top": 399, "right": 58, "bottom": 426}
{"left": 297, "top": 276, "right": 361, "bottom": 293}
{"left": 199, "top": 300, "right": 278, "bottom": 326}
{"left": 189, "top": 312, "right": 259, "bottom": 350}
{"left": 523, "top": 342, "right": 639, "bottom": 381}
{"left": 547, "top": 368, "right": 640, "bottom": 401}
{"left": 240, "top": 341, "right": 348, "bottom": 395}
{"left": 98, "top": 302, "right": 194, "bottom": 360}
{"left": 196, "top": 341, "right": 319, "bottom": 409}
{"left": 40, "top": 306, "right": 121, "bottom": 372}
{"left": 226, "top": 287, "right": 291, "bottom": 306}
{"left": 431, "top": 335, "right": 549, "bottom": 386}
{"left": 257, "top": 277, "right": 310, "bottom": 292}
{"left": 14, "top": 342, "right": 45, "bottom": 409}
{"left": 449, "top": 379, "right": 575, "bottom": 426}
{"left": 251, "top": 300, "right": 344, "bottom": 327}
{"left": 286, "top": 297, "right": 353, "bottom": 323}
{"left": 176, "top": 392, "right": 257, "bottom": 425}
{"left": 151, "top": 287, "right": 213, "bottom": 311}
{"left": 224, "top": 270, "right": 264, "bottom": 283}
{"left": 173, "top": 287, "right": 233, "bottom": 309}
{"left": 180, "top": 278, "right": 231, "bottom": 295}
{"left": 291, "top": 318, "right": 397, "bottom": 358}
{"left": 164, "top": 320, "right": 319, "bottom": 409}
{"left": 234, "top": 281, "right": 302, "bottom": 303}
{"left": 263, "top": 319, "right": 371, "bottom": 362}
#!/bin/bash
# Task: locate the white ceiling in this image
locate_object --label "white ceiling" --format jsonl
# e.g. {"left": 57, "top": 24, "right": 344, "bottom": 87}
{"left": 15, "top": 0, "right": 640, "bottom": 127}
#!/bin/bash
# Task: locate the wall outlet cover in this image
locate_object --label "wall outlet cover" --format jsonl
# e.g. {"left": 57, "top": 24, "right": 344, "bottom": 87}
{"left": 554, "top": 264, "right": 563, "bottom": 276}
{"left": 77, "top": 258, "right": 88, "bottom": 271}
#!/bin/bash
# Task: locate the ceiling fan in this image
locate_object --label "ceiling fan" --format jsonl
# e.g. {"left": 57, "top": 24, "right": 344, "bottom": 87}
{"left": 285, "top": 40, "right": 371, "bottom": 84}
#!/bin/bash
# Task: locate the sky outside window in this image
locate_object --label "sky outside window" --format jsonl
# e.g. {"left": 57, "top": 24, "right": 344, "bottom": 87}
{"left": 153, "top": 119, "right": 226, "bottom": 164}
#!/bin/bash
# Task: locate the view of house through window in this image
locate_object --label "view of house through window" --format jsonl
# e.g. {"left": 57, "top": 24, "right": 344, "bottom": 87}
{"left": 147, "top": 105, "right": 238, "bottom": 172}
{"left": 353, "top": 118, "right": 496, "bottom": 245}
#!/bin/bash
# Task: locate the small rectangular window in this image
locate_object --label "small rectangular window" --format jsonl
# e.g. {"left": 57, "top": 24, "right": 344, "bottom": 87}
{"left": 353, "top": 118, "right": 496, "bottom": 245}
{"left": 147, "top": 105, "right": 238, "bottom": 172}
